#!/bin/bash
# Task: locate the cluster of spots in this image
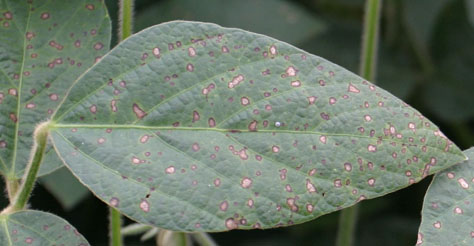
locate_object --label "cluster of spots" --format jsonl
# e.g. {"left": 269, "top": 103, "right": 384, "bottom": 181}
{"left": 133, "top": 103, "right": 147, "bottom": 119}
{"left": 229, "top": 145, "right": 249, "bottom": 160}
{"left": 457, "top": 178, "right": 469, "bottom": 189}
{"left": 228, "top": 75, "right": 244, "bottom": 88}
{"left": 214, "top": 178, "right": 221, "bottom": 187}
{"left": 192, "top": 143, "right": 200, "bottom": 152}
{"left": 186, "top": 63, "right": 194, "bottom": 72}
{"left": 139, "top": 199, "right": 150, "bottom": 212}
{"left": 225, "top": 218, "right": 239, "bottom": 230}
{"left": 140, "top": 135, "right": 150, "bottom": 143}
{"left": 241, "top": 177, "right": 252, "bottom": 188}
{"left": 202, "top": 83, "right": 215, "bottom": 95}
{"left": 192, "top": 111, "right": 200, "bottom": 122}
{"left": 93, "top": 42, "right": 104, "bottom": 50}
{"left": 286, "top": 197, "right": 299, "bottom": 212}
{"left": 219, "top": 201, "right": 228, "bottom": 211}
{"left": 282, "top": 66, "right": 298, "bottom": 78}
{"left": 131, "top": 156, "right": 145, "bottom": 165}
{"left": 367, "top": 144, "right": 377, "bottom": 152}
{"left": 348, "top": 83, "right": 360, "bottom": 93}
{"left": 320, "top": 112, "right": 330, "bottom": 120}
{"left": 208, "top": 117, "right": 216, "bottom": 127}
{"left": 248, "top": 120, "right": 257, "bottom": 131}
{"left": 188, "top": 47, "right": 197, "bottom": 57}
{"left": 85, "top": 4, "right": 95, "bottom": 10}
{"left": 272, "top": 145, "right": 280, "bottom": 153}
{"left": 110, "top": 99, "right": 117, "bottom": 112}
{"left": 40, "top": 12, "right": 50, "bottom": 20}
{"left": 152, "top": 47, "right": 160, "bottom": 58}
{"left": 97, "top": 137, "right": 106, "bottom": 144}
{"left": 240, "top": 97, "right": 250, "bottom": 106}
{"left": 367, "top": 178, "right": 376, "bottom": 186}
{"left": 89, "top": 104, "right": 97, "bottom": 114}
{"left": 319, "top": 136, "right": 327, "bottom": 144}
{"left": 110, "top": 197, "right": 119, "bottom": 207}
{"left": 25, "top": 103, "right": 36, "bottom": 109}
{"left": 306, "top": 179, "right": 317, "bottom": 193}
{"left": 269, "top": 45, "right": 278, "bottom": 56}
{"left": 290, "top": 80, "right": 301, "bottom": 87}
{"left": 2, "top": 11, "right": 12, "bottom": 27}
{"left": 49, "top": 40, "right": 64, "bottom": 50}
{"left": 307, "top": 96, "right": 317, "bottom": 105}
{"left": 165, "top": 166, "right": 176, "bottom": 174}
{"left": 344, "top": 163, "right": 352, "bottom": 172}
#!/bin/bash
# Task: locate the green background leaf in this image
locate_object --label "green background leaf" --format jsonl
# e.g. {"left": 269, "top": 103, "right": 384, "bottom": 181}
{"left": 0, "top": 0, "right": 111, "bottom": 178}
{"left": 50, "top": 21, "right": 465, "bottom": 232}
{"left": 0, "top": 210, "right": 89, "bottom": 245}
{"left": 421, "top": 0, "right": 474, "bottom": 122}
{"left": 417, "top": 147, "right": 474, "bottom": 245}
{"left": 38, "top": 167, "right": 90, "bottom": 210}
{"left": 134, "top": 0, "right": 326, "bottom": 46}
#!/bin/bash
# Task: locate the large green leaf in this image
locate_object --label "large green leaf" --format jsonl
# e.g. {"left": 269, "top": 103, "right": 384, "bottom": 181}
{"left": 0, "top": 210, "right": 89, "bottom": 245}
{"left": 0, "top": 0, "right": 111, "bottom": 178}
{"left": 49, "top": 21, "right": 466, "bottom": 232}
{"left": 134, "top": 0, "right": 326, "bottom": 45}
{"left": 417, "top": 147, "right": 473, "bottom": 245}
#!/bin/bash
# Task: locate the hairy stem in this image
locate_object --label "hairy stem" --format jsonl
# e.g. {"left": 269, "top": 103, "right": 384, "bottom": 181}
{"left": 2, "top": 122, "right": 49, "bottom": 214}
{"left": 109, "top": 207, "right": 123, "bottom": 246}
{"left": 336, "top": 205, "right": 359, "bottom": 246}
{"left": 109, "top": 0, "right": 134, "bottom": 244}
{"left": 359, "top": 0, "right": 382, "bottom": 80}
{"left": 336, "top": 0, "right": 382, "bottom": 245}
{"left": 118, "top": 0, "right": 134, "bottom": 42}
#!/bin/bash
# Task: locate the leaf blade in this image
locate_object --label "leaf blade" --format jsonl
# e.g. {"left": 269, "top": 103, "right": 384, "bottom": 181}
{"left": 50, "top": 21, "right": 466, "bottom": 232}
{"left": 0, "top": 0, "right": 111, "bottom": 178}
{"left": 417, "top": 147, "right": 474, "bottom": 246}
{"left": 0, "top": 210, "right": 89, "bottom": 245}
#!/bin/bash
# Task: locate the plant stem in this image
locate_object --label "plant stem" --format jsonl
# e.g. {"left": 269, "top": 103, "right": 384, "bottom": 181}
{"left": 2, "top": 122, "right": 49, "bottom": 214}
{"left": 109, "top": 0, "right": 134, "bottom": 244}
{"left": 336, "top": 206, "right": 359, "bottom": 246}
{"left": 359, "top": 0, "right": 382, "bottom": 80}
{"left": 109, "top": 207, "right": 123, "bottom": 246}
{"left": 192, "top": 232, "right": 218, "bottom": 246}
{"left": 119, "top": 0, "right": 134, "bottom": 42}
{"left": 336, "top": 1, "right": 382, "bottom": 246}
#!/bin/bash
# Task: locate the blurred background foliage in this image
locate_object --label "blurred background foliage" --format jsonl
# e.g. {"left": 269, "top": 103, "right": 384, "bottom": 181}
{"left": 1, "top": 0, "right": 472, "bottom": 245}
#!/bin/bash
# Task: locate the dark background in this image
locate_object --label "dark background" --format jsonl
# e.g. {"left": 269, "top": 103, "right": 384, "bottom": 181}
{"left": 2, "top": 0, "right": 472, "bottom": 245}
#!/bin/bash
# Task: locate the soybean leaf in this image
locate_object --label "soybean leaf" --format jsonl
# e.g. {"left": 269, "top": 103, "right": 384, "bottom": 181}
{"left": 401, "top": 0, "right": 452, "bottom": 56}
{"left": 39, "top": 167, "right": 90, "bottom": 210}
{"left": 134, "top": 0, "right": 326, "bottom": 45}
{"left": 49, "top": 21, "right": 466, "bottom": 232}
{"left": 300, "top": 20, "right": 417, "bottom": 100}
{"left": 0, "top": 210, "right": 89, "bottom": 245}
{"left": 416, "top": 147, "right": 474, "bottom": 246}
{"left": 0, "top": 0, "right": 111, "bottom": 178}
{"left": 467, "top": 0, "right": 474, "bottom": 27}
{"left": 421, "top": 0, "right": 474, "bottom": 122}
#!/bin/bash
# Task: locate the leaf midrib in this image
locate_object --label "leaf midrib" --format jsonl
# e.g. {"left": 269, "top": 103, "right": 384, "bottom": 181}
{"left": 0, "top": 218, "right": 12, "bottom": 246}
{"left": 9, "top": 1, "right": 32, "bottom": 177}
